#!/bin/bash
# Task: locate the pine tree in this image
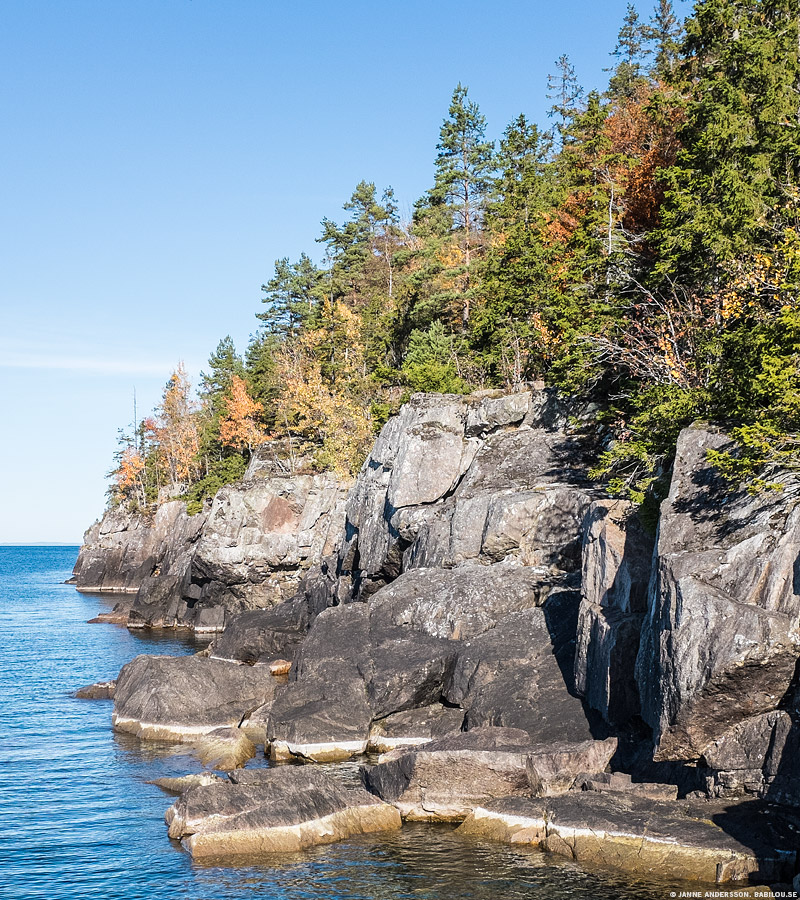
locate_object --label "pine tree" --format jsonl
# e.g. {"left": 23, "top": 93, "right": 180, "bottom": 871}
{"left": 258, "top": 254, "right": 322, "bottom": 337}
{"left": 430, "top": 83, "right": 495, "bottom": 327}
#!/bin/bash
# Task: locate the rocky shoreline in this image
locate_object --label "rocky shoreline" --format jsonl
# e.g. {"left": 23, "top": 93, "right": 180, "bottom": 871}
{"left": 75, "top": 389, "right": 800, "bottom": 890}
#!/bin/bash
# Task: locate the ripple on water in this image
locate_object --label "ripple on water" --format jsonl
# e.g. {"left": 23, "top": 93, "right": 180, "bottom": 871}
{"left": 0, "top": 547, "right": 673, "bottom": 900}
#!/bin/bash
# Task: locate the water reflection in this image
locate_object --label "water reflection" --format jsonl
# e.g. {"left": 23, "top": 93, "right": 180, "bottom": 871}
{"left": 190, "top": 825, "right": 672, "bottom": 900}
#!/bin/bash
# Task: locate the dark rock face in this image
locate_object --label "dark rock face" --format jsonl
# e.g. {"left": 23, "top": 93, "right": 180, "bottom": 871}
{"left": 208, "top": 599, "right": 310, "bottom": 664}
{"left": 635, "top": 425, "right": 800, "bottom": 761}
{"left": 112, "top": 654, "right": 277, "bottom": 741}
{"left": 574, "top": 500, "right": 654, "bottom": 725}
{"left": 165, "top": 766, "right": 401, "bottom": 857}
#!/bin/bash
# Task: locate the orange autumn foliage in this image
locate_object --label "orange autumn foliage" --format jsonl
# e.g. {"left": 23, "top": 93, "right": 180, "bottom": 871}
{"left": 219, "top": 375, "right": 265, "bottom": 452}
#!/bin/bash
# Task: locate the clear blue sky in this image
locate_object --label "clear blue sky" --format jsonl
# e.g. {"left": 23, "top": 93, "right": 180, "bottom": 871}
{"left": 0, "top": 0, "right": 692, "bottom": 543}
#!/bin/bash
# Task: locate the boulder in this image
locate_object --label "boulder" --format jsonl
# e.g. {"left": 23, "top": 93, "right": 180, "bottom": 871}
{"left": 267, "top": 659, "right": 373, "bottom": 762}
{"left": 367, "top": 629, "right": 459, "bottom": 718}
{"left": 192, "top": 727, "right": 257, "bottom": 770}
{"left": 525, "top": 737, "right": 618, "bottom": 796}
{"left": 448, "top": 594, "right": 599, "bottom": 745}
{"left": 367, "top": 565, "right": 549, "bottom": 641}
{"left": 112, "top": 654, "right": 277, "bottom": 742}
{"left": 701, "top": 710, "right": 794, "bottom": 799}
{"left": 636, "top": 425, "right": 800, "bottom": 760}
{"left": 458, "top": 793, "right": 796, "bottom": 884}
{"left": 574, "top": 500, "right": 654, "bottom": 725}
{"left": 165, "top": 766, "right": 401, "bottom": 857}
{"left": 265, "top": 600, "right": 461, "bottom": 761}
{"left": 208, "top": 599, "right": 310, "bottom": 664}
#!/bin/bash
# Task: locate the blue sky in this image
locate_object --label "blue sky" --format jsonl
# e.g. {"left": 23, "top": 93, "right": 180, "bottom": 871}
{"left": 0, "top": 0, "right": 692, "bottom": 543}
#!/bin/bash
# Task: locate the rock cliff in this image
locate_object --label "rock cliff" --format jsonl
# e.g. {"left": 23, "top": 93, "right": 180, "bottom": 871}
{"left": 78, "top": 388, "right": 800, "bottom": 884}
{"left": 74, "top": 451, "right": 349, "bottom": 632}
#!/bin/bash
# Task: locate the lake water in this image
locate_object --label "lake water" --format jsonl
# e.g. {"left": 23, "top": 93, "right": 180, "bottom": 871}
{"left": 0, "top": 546, "right": 673, "bottom": 899}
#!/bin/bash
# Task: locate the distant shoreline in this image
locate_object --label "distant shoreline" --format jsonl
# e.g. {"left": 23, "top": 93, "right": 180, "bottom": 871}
{"left": 0, "top": 543, "right": 80, "bottom": 547}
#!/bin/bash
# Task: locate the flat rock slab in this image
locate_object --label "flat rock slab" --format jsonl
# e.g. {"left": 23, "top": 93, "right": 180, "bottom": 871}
{"left": 458, "top": 793, "right": 796, "bottom": 884}
{"left": 362, "top": 728, "right": 615, "bottom": 821}
{"left": 112, "top": 654, "right": 277, "bottom": 741}
{"left": 165, "top": 766, "right": 401, "bottom": 858}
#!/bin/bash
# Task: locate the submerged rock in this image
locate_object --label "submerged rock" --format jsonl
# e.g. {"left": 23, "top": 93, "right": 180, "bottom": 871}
{"left": 192, "top": 727, "right": 257, "bottom": 770}
{"left": 75, "top": 680, "right": 116, "bottom": 700}
{"left": 150, "top": 773, "right": 224, "bottom": 793}
{"left": 164, "top": 766, "right": 401, "bottom": 857}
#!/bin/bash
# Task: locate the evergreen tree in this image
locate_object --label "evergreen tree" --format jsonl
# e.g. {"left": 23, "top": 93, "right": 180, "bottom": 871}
{"left": 245, "top": 330, "right": 280, "bottom": 429}
{"left": 656, "top": 0, "right": 800, "bottom": 287}
{"left": 607, "top": 4, "right": 650, "bottom": 99}
{"left": 258, "top": 254, "right": 322, "bottom": 337}
{"left": 645, "top": 0, "right": 684, "bottom": 78}
{"left": 430, "top": 83, "right": 495, "bottom": 327}
{"left": 197, "top": 337, "right": 245, "bottom": 464}
{"left": 475, "top": 115, "right": 557, "bottom": 382}
{"left": 547, "top": 55, "right": 585, "bottom": 144}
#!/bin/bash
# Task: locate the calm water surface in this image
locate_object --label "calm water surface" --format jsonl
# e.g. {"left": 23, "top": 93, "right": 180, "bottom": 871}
{"left": 0, "top": 546, "right": 674, "bottom": 900}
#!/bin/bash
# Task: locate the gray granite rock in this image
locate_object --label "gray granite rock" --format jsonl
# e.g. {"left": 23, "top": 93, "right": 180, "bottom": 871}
{"left": 574, "top": 499, "right": 654, "bottom": 725}
{"left": 112, "top": 654, "right": 277, "bottom": 741}
{"left": 636, "top": 425, "right": 800, "bottom": 760}
{"left": 165, "top": 766, "right": 401, "bottom": 857}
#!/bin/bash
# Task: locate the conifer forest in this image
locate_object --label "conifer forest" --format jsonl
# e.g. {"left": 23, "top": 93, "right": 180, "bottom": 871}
{"left": 111, "top": 0, "right": 800, "bottom": 516}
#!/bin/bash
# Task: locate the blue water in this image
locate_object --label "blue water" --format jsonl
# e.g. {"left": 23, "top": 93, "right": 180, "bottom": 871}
{"left": 0, "top": 546, "right": 671, "bottom": 899}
